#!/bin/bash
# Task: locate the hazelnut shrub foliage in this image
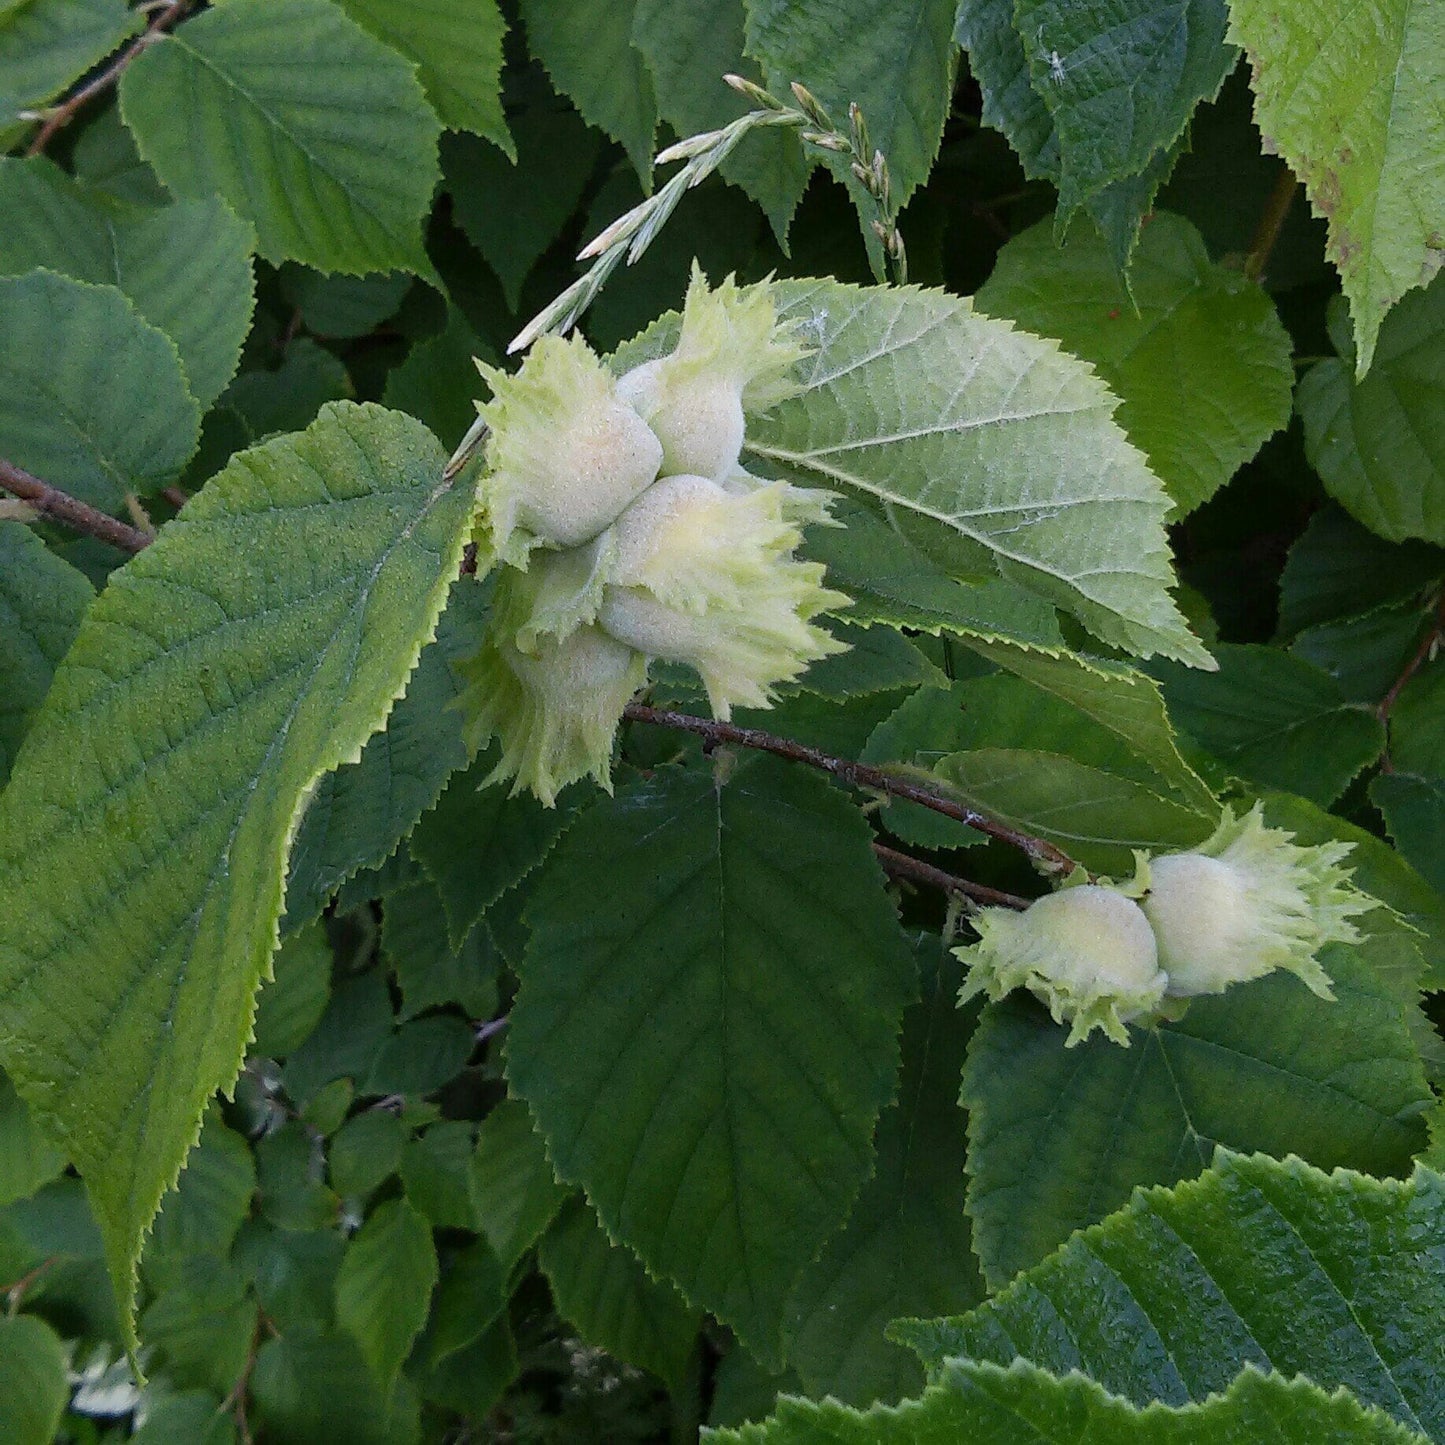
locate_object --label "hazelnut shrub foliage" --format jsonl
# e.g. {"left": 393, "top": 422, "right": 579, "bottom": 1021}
{"left": 4, "top": 2, "right": 1445, "bottom": 1443}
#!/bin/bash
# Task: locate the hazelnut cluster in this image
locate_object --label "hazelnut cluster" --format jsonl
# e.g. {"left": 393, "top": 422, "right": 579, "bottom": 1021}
{"left": 457, "top": 269, "right": 846, "bottom": 804}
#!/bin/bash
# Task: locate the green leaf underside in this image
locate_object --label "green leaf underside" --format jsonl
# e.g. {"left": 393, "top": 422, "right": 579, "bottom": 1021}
{"left": 936, "top": 747, "right": 1212, "bottom": 873}
{"left": 0, "top": 157, "right": 256, "bottom": 411}
{"left": 0, "top": 269, "right": 199, "bottom": 510}
{"left": 119, "top": 0, "right": 441, "bottom": 275}
{"left": 893, "top": 1151, "right": 1445, "bottom": 1443}
{"left": 0, "top": 403, "right": 476, "bottom": 1346}
{"left": 1227, "top": 0, "right": 1445, "bottom": 375}
{"left": 1150, "top": 643, "right": 1386, "bottom": 806}
{"left": 282, "top": 577, "right": 487, "bottom": 927}
{"left": 959, "top": 939, "right": 1430, "bottom": 1288}
{"left": 707, "top": 1359, "right": 1428, "bottom": 1443}
{"left": 508, "top": 759, "right": 916, "bottom": 1366}
{"left": 751, "top": 279, "right": 1211, "bottom": 666}
{"left": 517, "top": 0, "right": 655, "bottom": 179}
{"left": 744, "top": 0, "right": 956, "bottom": 215}
{"left": 0, "top": 0, "right": 137, "bottom": 121}
{"left": 977, "top": 212, "right": 1293, "bottom": 516}
{"left": 1298, "top": 278, "right": 1445, "bottom": 545}
{"left": 631, "top": 0, "right": 808, "bottom": 239}
{"left": 538, "top": 1197, "right": 700, "bottom": 1388}
{"left": 0, "top": 521, "right": 92, "bottom": 785}
{"left": 784, "top": 939, "right": 983, "bottom": 1407}
{"left": 336, "top": 0, "right": 510, "bottom": 151}
{"left": 1015, "top": 0, "right": 1234, "bottom": 221}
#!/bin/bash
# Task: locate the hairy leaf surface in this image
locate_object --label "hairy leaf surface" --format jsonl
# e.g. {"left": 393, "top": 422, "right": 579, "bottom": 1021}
{"left": 0, "top": 403, "right": 476, "bottom": 1343}
{"left": 751, "top": 280, "right": 1212, "bottom": 665}
{"left": 978, "top": 213, "right": 1293, "bottom": 515}
{"left": 894, "top": 1151, "right": 1445, "bottom": 1443}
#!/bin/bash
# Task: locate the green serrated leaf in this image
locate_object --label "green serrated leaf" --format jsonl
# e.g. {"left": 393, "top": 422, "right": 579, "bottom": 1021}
{"left": 0, "top": 1314, "right": 71, "bottom": 1445}
{"left": 1015, "top": 0, "right": 1234, "bottom": 221}
{"left": 0, "top": 520, "right": 92, "bottom": 786}
{"left": 0, "top": 157, "right": 255, "bottom": 410}
{"left": 631, "top": 0, "right": 808, "bottom": 240}
{"left": 130, "top": 1391, "right": 237, "bottom": 1445}
{"left": 539, "top": 1197, "right": 700, "bottom": 1388}
{"left": 328, "top": 1110, "right": 406, "bottom": 1201}
{"left": 0, "top": 402, "right": 475, "bottom": 1349}
{"left": 336, "top": 1197, "right": 438, "bottom": 1395}
{"left": 277, "top": 265, "right": 411, "bottom": 341}
{"left": 508, "top": 758, "right": 916, "bottom": 1365}
{"left": 469, "top": 1097, "right": 572, "bottom": 1275}
{"left": 0, "top": 0, "right": 137, "bottom": 124}
{"left": 1149, "top": 642, "right": 1386, "bottom": 805}
{"left": 744, "top": 0, "right": 956, "bottom": 216}
{"left": 71, "top": 106, "right": 169, "bottom": 207}
{"left": 412, "top": 1237, "right": 506, "bottom": 1370}
{"left": 120, "top": 0, "right": 442, "bottom": 275}
{"left": 383, "top": 309, "right": 493, "bottom": 451}
{"left": 284, "top": 577, "right": 487, "bottom": 926}
{"left": 336, "top": 0, "right": 510, "bottom": 151}
{"left": 381, "top": 878, "right": 500, "bottom": 1021}
{"left": 0, "top": 269, "right": 199, "bottom": 510}
{"left": 140, "top": 1254, "right": 258, "bottom": 1395}
{"left": 516, "top": 0, "right": 655, "bottom": 179}
{"left": 147, "top": 1113, "right": 255, "bottom": 1281}
{"left": 935, "top": 747, "right": 1212, "bottom": 873}
{"left": 1277, "top": 506, "right": 1445, "bottom": 635}
{"left": 784, "top": 937, "right": 983, "bottom": 1407}
{"left": 364, "top": 1016, "right": 474, "bottom": 1098}
{"left": 1228, "top": 0, "right": 1444, "bottom": 375}
{"left": 233, "top": 1219, "right": 344, "bottom": 1332}
{"left": 977, "top": 212, "right": 1293, "bottom": 515}
{"left": 711, "top": 1357, "right": 1431, "bottom": 1443}
{"left": 750, "top": 279, "right": 1212, "bottom": 666}
{"left": 1372, "top": 773, "right": 1445, "bottom": 895}
{"left": 1299, "top": 278, "right": 1445, "bottom": 544}
{"left": 410, "top": 757, "right": 580, "bottom": 953}
{"left": 790, "top": 621, "right": 944, "bottom": 700}
{"left": 256, "top": 1122, "right": 337, "bottom": 1232}
{"left": 282, "top": 970, "right": 396, "bottom": 1107}
{"left": 402, "top": 1121, "right": 479, "bottom": 1230}
{"left": 894, "top": 1150, "right": 1444, "bottom": 1442}
{"left": 960, "top": 935, "right": 1430, "bottom": 1288}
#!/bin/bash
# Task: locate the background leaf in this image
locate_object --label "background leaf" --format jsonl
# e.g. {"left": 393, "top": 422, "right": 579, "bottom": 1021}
{"left": 977, "top": 212, "right": 1293, "bottom": 515}
{"left": 1227, "top": 0, "right": 1444, "bottom": 374}
{"left": 0, "top": 1314, "right": 70, "bottom": 1445}
{"left": 120, "top": 0, "right": 441, "bottom": 275}
{"left": 0, "top": 157, "right": 256, "bottom": 410}
{"left": 0, "top": 403, "right": 476, "bottom": 1343}
{"left": 508, "top": 758, "right": 916, "bottom": 1365}
{"left": 0, "top": 0, "right": 136, "bottom": 125}
{"left": 1298, "top": 280, "right": 1445, "bottom": 545}
{"left": 0, "top": 520, "right": 92, "bottom": 784}
{"left": 0, "top": 269, "right": 199, "bottom": 510}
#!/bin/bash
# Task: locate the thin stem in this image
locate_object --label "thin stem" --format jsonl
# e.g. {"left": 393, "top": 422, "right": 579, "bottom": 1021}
{"left": 623, "top": 702, "right": 1077, "bottom": 873}
{"left": 0, "top": 457, "right": 152, "bottom": 553}
{"left": 1244, "top": 168, "right": 1298, "bottom": 283}
{"left": 25, "top": 0, "right": 191, "bottom": 156}
{"left": 872, "top": 843, "right": 1028, "bottom": 909}
{"left": 1376, "top": 593, "right": 1445, "bottom": 772}
{"left": 4, "top": 1258, "right": 56, "bottom": 1314}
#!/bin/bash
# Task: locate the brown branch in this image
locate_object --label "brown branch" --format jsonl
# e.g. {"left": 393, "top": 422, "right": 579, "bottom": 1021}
{"left": 2, "top": 1257, "right": 56, "bottom": 1307}
{"left": 25, "top": 0, "right": 191, "bottom": 156}
{"left": 0, "top": 458, "right": 152, "bottom": 554}
{"left": 1376, "top": 593, "right": 1445, "bottom": 770}
{"left": 872, "top": 843, "right": 1028, "bottom": 910}
{"left": 1244, "top": 168, "right": 1298, "bottom": 282}
{"left": 623, "top": 702, "right": 1077, "bottom": 873}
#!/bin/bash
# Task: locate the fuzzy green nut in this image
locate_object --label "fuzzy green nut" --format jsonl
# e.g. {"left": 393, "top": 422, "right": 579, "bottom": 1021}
{"left": 596, "top": 473, "right": 849, "bottom": 717}
{"left": 474, "top": 333, "right": 662, "bottom": 563}
{"left": 615, "top": 268, "right": 810, "bottom": 481}
{"left": 957, "top": 884, "right": 1167, "bottom": 1046}
{"left": 1139, "top": 804, "right": 1368, "bottom": 999}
